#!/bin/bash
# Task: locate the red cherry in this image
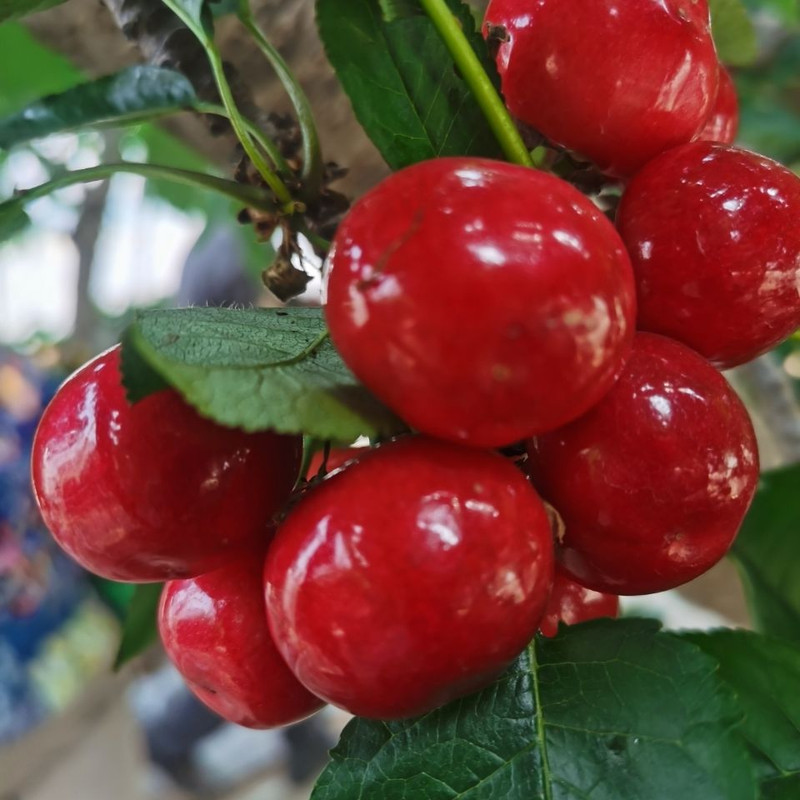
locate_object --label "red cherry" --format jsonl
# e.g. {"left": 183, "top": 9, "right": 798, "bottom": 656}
{"left": 159, "top": 557, "right": 324, "bottom": 728}
{"left": 31, "top": 346, "right": 301, "bottom": 582}
{"left": 617, "top": 142, "right": 800, "bottom": 368}
{"left": 324, "top": 158, "right": 636, "bottom": 447}
{"left": 484, "top": 0, "right": 718, "bottom": 176}
{"left": 265, "top": 436, "right": 554, "bottom": 719}
{"left": 538, "top": 566, "right": 620, "bottom": 638}
{"left": 694, "top": 67, "right": 739, "bottom": 143}
{"left": 528, "top": 333, "right": 759, "bottom": 596}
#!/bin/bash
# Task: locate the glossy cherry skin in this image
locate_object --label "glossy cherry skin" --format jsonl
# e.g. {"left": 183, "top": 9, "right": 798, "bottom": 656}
{"left": 528, "top": 333, "right": 759, "bottom": 596}
{"left": 618, "top": 142, "right": 800, "bottom": 368}
{"left": 324, "top": 158, "right": 636, "bottom": 447}
{"left": 484, "top": 0, "right": 718, "bottom": 176}
{"left": 265, "top": 436, "right": 554, "bottom": 719}
{"left": 538, "top": 566, "right": 620, "bottom": 638}
{"left": 31, "top": 346, "right": 301, "bottom": 582}
{"left": 159, "top": 557, "right": 324, "bottom": 728}
{"left": 694, "top": 67, "right": 739, "bottom": 144}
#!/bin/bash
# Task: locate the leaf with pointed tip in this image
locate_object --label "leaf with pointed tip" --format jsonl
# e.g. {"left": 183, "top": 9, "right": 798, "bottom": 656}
{"left": 312, "top": 619, "right": 756, "bottom": 800}
{"left": 113, "top": 584, "right": 162, "bottom": 670}
{"left": 122, "top": 306, "right": 404, "bottom": 441}
{"left": 0, "top": 67, "right": 197, "bottom": 151}
{"left": 317, "top": 0, "right": 501, "bottom": 170}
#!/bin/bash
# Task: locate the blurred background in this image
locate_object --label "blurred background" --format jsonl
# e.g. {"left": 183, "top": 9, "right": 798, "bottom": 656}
{"left": 0, "top": 0, "right": 799, "bottom": 798}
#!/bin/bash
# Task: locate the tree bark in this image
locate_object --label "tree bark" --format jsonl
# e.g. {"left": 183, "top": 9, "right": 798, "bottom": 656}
{"left": 70, "top": 177, "right": 109, "bottom": 350}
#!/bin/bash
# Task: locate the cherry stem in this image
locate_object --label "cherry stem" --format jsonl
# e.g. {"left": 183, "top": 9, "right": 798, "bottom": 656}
{"left": 5, "top": 162, "right": 281, "bottom": 213}
{"left": 196, "top": 102, "right": 293, "bottom": 176}
{"left": 237, "top": 1, "right": 324, "bottom": 200}
{"left": 206, "top": 46, "right": 297, "bottom": 209}
{"left": 418, "top": 0, "right": 534, "bottom": 169}
{"left": 160, "top": 0, "right": 296, "bottom": 211}
{"left": 319, "top": 441, "right": 332, "bottom": 476}
{"left": 297, "top": 437, "right": 317, "bottom": 489}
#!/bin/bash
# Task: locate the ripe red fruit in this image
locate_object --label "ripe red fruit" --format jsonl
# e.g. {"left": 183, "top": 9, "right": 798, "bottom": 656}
{"left": 617, "top": 142, "right": 800, "bottom": 367}
{"left": 159, "top": 557, "right": 324, "bottom": 728}
{"left": 484, "top": 0, "right": 718, "bottom": 176}
{"left": 528, "top": 333, "right": 759, "bottom": 596}
{"left": 694, "top": 67, "right": 739, "bottom": 143}
{"left": 31, "top": 346, "right": 301, "bottom": 582}
{"left": 325, "top": 158, "right": 636, "bottom": 447}
{"left": 265, "top": 437, "right": 554, "bottom": 719}
{"left": 538, "top": 567, "right": 620, "bottom": 638}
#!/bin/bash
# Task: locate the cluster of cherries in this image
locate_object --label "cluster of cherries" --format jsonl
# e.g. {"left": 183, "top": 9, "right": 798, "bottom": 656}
{"left": 30, "top": 0, "right": 800, "bottom": 728}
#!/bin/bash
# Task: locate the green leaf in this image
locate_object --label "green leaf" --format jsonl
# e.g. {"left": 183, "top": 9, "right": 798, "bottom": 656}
{"left": 730, "top": 465, "right": 800, "bottom": 645}
{"left": 0, "top": 25, "right": 82, "bottom": 117}
{"left": 168, "top": 0, "right": 207, "bottom": 26}
{"left": 738, "top": 101, "right": 800, "bottom": 165}
{"left": 89, "top": 577, "right": 137, "bottom": 619}
{"left": 122, "top": 307, "right": 404, "bottom": 441}
{"left": 742, "top": 0, "right": 800, "bottom": 26}
{"left": 316, "top": 0, "right": 501, "bottom": 170}
{"left": 113, "top": 583, "right": 162, "bottom": 670}
{"left": 0, "top": 0, "right": 65, "bottom": 23}
{"left": 378, "top": 0, "right": 422, "bottom": 20}
{"left": 0, "top": 67, "right": 198, "bottom": 151}
{"left": 0, "top": 201, "right": 29, "bottom": 241}
{"left": 312, "top": 619, "right": 756, "bottom": 800}
{"left": 162, "top": 0, "right": 214, "bottom": 41}
{"left": 709, "top": 0, "right": 759, "bottom": 66}
{"left": 682, "top": 630, "right": 800, "bottom": 797}
{"left": 120, "top": 326, "right": 171, "bottom": 403}
{"left": 735, "top": 34, "right": 800, "bottom": 163}
{"left": 762, "top": 774, "right": 800, "bottom": 800}
{"left": 210, "top": 0, "right": 239, "bottom": 17}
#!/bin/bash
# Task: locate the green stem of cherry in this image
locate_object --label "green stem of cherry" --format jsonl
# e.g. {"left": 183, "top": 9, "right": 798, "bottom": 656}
{"left": 418, "top": 0, "right": 534, "bottom": 169}
{"left": 5, "top": 162, "right": 281, "bottom": 213}
{"left": 160, "top": 0, "right": 297, "bottom": 212}
{"left": 237, "top": 1, "right": 324, "bottom": 200}
{"left": 205, "top": 47, "right": 297, "bottom": 209}
{"left": 196, "top": 102, "right": 293, "bottom": 177}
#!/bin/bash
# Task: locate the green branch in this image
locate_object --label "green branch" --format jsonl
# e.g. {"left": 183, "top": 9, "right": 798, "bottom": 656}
{"left": 237, "top": 1, "right": 324, "bottom": 199}
{"left": 197, "top": 102, "right": 292, "bottom": 176}
{"left": 3, "top": 162, "right": 281, "bottom": 214}
{"left": 205, "top": 47, "right": 296, "bottom": 207}
{"left": 418, "top": 0, "right": 534, "bottom": 168}
{"left": 160, "top": 0, "right": 297, "bottom": 209}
